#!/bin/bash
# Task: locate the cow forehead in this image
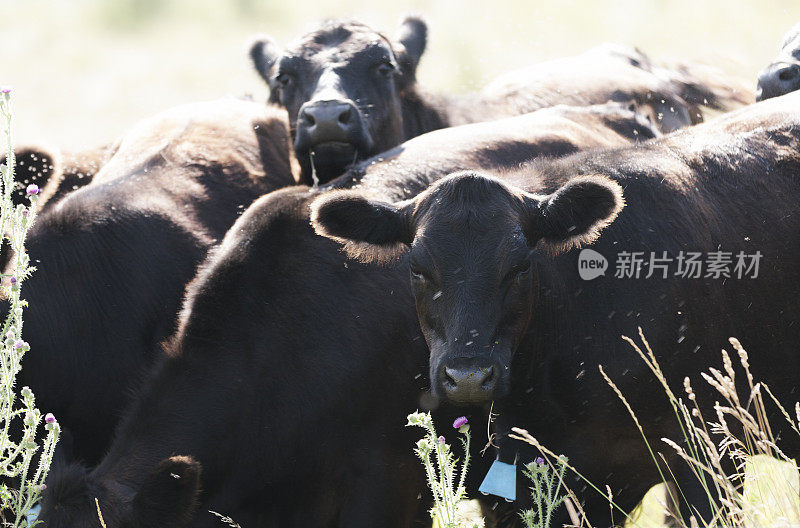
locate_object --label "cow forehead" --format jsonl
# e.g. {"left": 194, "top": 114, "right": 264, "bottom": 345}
{"left": 416, "top": 212, "right": 527, "bottom": 263}
{"left": 419, "top": 179, "right": 523, "bottom": 224}
{"left": 287, "top": 26, "right": 392, "bottom": 63}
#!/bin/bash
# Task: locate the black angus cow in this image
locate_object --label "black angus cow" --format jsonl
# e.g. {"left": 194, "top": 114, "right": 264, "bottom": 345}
{"left": 250, "top": 17, "right": 747, "bottom": 184}
{"left": 757, "top": 22, "right": 800, "bottom": 100}
{"left": 11, "top": 98, "right": 295, "bottom": 466}
{"left": 39, "top": 103, "right": 658, "bottom": 528}
{"left": 312, "top": 91, "right": 800, "bottom": 526}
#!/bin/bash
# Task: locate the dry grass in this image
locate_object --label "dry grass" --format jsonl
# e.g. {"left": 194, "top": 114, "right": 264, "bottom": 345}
{"left": 510, "top": 331, "right": 800, "bottom": 528}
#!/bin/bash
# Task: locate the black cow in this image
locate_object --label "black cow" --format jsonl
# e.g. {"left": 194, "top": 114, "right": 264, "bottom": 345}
{"left": 757, "top": 22, "right": 800, "bottom": 100}
{"left": 13, "top": 98, "right": 295, "bottom": 466}
{"left": 39, "top": 103, "right": 657, "bottom": 528}
{"left": 312, "top": 91, "right": 800, "bottom": 525}
{"left": 250, "top": 17, "right": 747, "bottom": 184}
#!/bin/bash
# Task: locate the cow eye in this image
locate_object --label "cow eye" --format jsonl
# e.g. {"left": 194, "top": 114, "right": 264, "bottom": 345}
{"left": 275, "top": 72, "right": 293, "bottom": 87}
{"left": 376, "top": 62, "right": 396, "bottom": 78}
{"left": 503, "top": 260, "right": 531, "bottom": 285}
{"left": 410, "top": 266, "right": 430, "bottom": 282}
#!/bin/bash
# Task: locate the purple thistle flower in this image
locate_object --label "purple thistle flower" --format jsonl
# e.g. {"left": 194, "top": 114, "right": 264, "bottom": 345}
{"left": 45, "top": 413, "right": 56, "bottom": 424}
{"left": 438, "top": 435, "right": 446, "bottom": 444}
{"left": 535, "top": 457, "right": 545, "bottom": 466}
{"left": 0, "top": 88, "right": 10, "bottom": 94}
{"left": 26, "top": 184, "right": 39, "bottom": 195}
{"left": 40, "top": 484, "right": 47, "bottom": 491}
{"left": 14, "top": 339, "right": 25, "bottom": 349}
{"left": 9, "top": 276, "right": 16, "bottom": 285}
{"left": 452, "top": 416, "right": 468, "bottom": 429}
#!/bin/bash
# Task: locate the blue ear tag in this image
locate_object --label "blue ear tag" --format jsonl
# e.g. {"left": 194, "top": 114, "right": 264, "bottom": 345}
{"left": 478, "top": 459, "right": 516, "bottom": 502}
{"left": 26, "top": 503, "right": 41, "bottom": 525}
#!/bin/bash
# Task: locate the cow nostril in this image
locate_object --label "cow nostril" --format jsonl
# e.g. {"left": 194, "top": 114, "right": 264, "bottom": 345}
{"left": 338, "top": 107, "right": 352, "bottom": 125}
{"left": 303, "top": 112, "right": 316, "bottom": 126}
{"left": 779, "top": 67, "right": 799, "bottom": 82}
{"left": 444, "top": 369, "right": 457, "bottom": 389}
{"left": 481, "top": 366, "right": 497, "bottom": 389}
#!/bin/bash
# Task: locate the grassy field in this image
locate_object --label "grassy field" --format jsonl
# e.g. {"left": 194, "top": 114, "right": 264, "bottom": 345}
{"left": 2, "top": 0, "right": 800, "bottom": 150}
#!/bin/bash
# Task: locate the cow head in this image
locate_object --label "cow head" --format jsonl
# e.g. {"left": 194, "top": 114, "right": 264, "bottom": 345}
{"left": 757, "top": 22, "right": 800, "bottom": 101}
{"left": 249, "top": 16, "right": 427, "bottom": 184}
{"left": 39, "top": 456, "right": 201, "bottom": 528}
{"left": 311, "top": 171, "right": 624, "bottom": 404}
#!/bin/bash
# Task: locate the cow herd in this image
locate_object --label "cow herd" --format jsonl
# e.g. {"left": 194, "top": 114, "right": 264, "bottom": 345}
{"left": 5, "top": 16, "right": 800, "bottom": 528}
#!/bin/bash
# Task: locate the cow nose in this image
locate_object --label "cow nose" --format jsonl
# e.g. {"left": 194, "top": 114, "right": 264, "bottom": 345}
{"left": 756, "top": 63, "right": 800, "bottom": 101}
{"left": 440, "top": 363, "right": 498, "bottom": 403}
{"left": 298, "top": 100, "right": 358, "bottom": 144}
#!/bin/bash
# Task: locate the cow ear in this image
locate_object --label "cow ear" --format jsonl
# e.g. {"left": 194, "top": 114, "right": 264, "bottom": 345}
{"left": 522, "top": 176, "right": 624, "bottom": 253}
{"left": 132, "top": 456, "right": 201, "bottom": 528}
{"left": 249, "top": 35, "right": 281, "bottom": 84}
{"left": 394, "top": 15, "right": 427, "bottom": 77}
{"left": 2, "top": 146, "right": 61, "bottom": 206}
{"left": 310, "top": 190, "right": 415, "bottom": 264}
{"left": 781, "top": 22, "right": 800, "bottom": 49}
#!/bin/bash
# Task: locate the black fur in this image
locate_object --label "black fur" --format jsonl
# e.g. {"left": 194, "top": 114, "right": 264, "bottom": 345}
{"left": 12, "top": 99, "right": 294, "bottom": 466}
{"left": 39, "top": 103, "right": 650, "bottom": 527}
{"left": 315, "top": 92, "right": 800, "bottom": 526}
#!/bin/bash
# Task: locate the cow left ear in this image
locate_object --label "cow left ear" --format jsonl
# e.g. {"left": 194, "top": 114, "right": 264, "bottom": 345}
{"left": 2, "top": 146, "right": 62, "bottom": 207}
{"left": 310, "top": 190, "right": 416, "bottom": 264}
{"left": 522, "top": 176, "right": 624, "bottom": 253}
{"left": 394, "top": 15, "right": 427, "bottom": 81}
{"left": 132, "top": 456, "right": 201, "bottom": 528}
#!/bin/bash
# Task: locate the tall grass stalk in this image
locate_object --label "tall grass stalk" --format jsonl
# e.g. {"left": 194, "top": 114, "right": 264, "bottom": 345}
{"left": 515, "top": 329, "right": 800, "bottom": 528}
{"left": 0, "top": 89, "right": 60, "bottom": 527}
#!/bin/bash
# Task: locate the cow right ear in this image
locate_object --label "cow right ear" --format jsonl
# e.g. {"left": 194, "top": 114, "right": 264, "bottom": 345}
{"left": 521, "top": 176, "right": 624, "bottom": 254}
{"left": 132, "top": 456, "right": 201, "bottom": 528}
{"left": 249, "top": 35, "right": 281, "bottom": 84}
{"left": 310, "top": 191, "right": 416, "bottom": 264}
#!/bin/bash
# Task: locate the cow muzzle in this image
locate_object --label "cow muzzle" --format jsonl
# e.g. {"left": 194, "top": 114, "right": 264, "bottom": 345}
{"left": 294, "top": 99, "right": 371, "bottom": 163}
{"left": 756, "top": 62, "right": 800, "bottom": 101}
{"left": 436, "top": 358, "right": 503, "bottom": 404}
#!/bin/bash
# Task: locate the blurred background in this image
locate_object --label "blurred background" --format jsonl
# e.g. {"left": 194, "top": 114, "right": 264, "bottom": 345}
{"left": 1, "top": 0, "right": 799, "bottom": 150}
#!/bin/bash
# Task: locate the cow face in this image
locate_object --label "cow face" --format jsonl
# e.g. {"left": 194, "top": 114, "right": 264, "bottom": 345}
{"left": 250, "top": 17, "right": 427, "bottom": 184}
{"left": 757, "top": 22, "right": 800, "bottom": 101}
{"left": 311, "top": 172, "right": 624, "bottom": 404}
